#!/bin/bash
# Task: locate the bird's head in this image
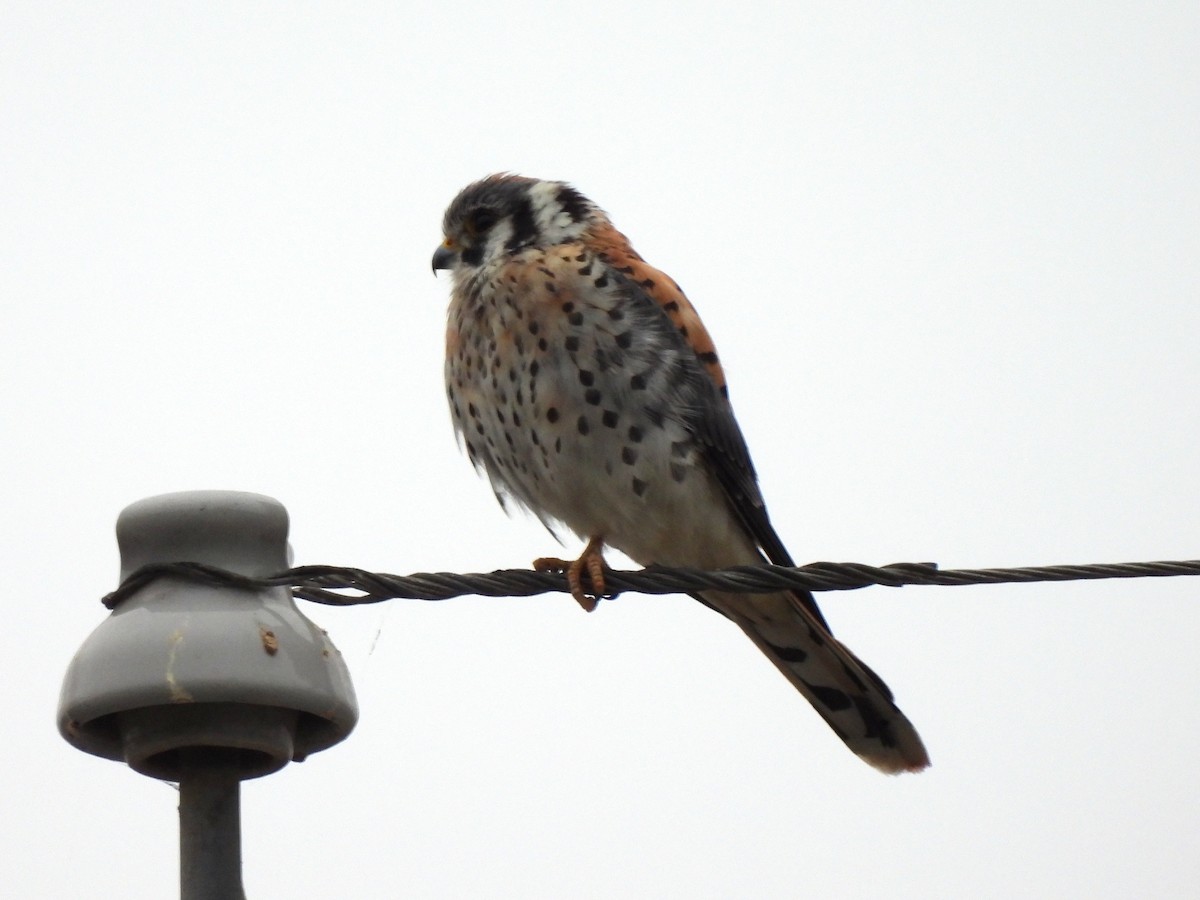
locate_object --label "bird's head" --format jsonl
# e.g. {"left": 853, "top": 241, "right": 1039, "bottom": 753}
{"left": 432, "top": 174, "right": 601, "bottom": 276}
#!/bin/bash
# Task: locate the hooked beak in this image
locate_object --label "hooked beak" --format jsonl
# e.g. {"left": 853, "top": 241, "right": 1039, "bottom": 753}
{"left": 432, "top": 241, "right": 457, "bottom": 274}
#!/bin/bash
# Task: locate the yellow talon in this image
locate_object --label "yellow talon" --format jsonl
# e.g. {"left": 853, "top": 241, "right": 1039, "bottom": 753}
{"left": 534, "top": 536, "right": 607, "bottom": 612}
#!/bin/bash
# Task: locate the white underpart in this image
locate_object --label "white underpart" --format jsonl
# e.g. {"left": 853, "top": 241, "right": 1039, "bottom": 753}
{"left": 449, "top": 245, "right": 754, "bottom": 572}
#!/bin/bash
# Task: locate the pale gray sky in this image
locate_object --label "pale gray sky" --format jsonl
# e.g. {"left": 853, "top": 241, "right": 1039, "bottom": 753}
{"left": 4, "top": 3, "right": 1199, "bottom": 897}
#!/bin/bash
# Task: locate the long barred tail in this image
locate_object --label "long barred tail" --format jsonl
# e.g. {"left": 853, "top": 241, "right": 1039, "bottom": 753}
{"left": 706, "top": 589, "right": 929, "bottom": 774}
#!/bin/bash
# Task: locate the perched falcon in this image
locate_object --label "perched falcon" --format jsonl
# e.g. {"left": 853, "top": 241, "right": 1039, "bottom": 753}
{"left": 433, "top": 174, "right": 929, "bottom": 774}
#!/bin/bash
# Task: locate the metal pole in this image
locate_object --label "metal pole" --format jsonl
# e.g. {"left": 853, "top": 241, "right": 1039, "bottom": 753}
{"left": 59, "top": 492, "right": 358, "bottom": 897}
{"left": 179, "top": 750, "right": 246, "bottom": 900}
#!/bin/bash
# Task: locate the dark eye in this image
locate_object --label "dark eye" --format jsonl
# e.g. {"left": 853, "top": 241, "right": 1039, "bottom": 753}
{"left": 466, "top": 208, "right": 498, "bottom": 236}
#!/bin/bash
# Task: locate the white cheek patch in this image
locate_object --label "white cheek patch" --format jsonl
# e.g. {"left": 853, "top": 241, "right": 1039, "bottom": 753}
{"left": 482, "top": 220, "right": 516, "bottom": 264}
{"left": 528, "top": 181, "right": 590, "bottom": 244}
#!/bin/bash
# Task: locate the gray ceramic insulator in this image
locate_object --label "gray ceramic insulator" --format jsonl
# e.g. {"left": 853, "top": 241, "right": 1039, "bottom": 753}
{"left": 57, "top": 490, "right": 358, "bottom": 780}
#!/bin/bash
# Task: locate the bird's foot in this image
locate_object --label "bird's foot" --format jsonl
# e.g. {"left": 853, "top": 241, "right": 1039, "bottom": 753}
{"left": 534, "top": 536, "right": 607, "bottom": 612}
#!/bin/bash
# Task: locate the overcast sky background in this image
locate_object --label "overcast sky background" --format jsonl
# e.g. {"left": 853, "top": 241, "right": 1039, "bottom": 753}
{"left": 4, "top": 3, "right": 1199, "bottom": 897}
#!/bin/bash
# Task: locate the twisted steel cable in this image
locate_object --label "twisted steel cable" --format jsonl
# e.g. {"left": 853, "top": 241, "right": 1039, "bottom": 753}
{"left": 101, "top": 558, "right": 1200, "bottom": 610}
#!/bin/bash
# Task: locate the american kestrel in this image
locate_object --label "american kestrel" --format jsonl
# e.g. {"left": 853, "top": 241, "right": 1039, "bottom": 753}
{"left": 433, "top": 174, "right": 929, "bottom": 773}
